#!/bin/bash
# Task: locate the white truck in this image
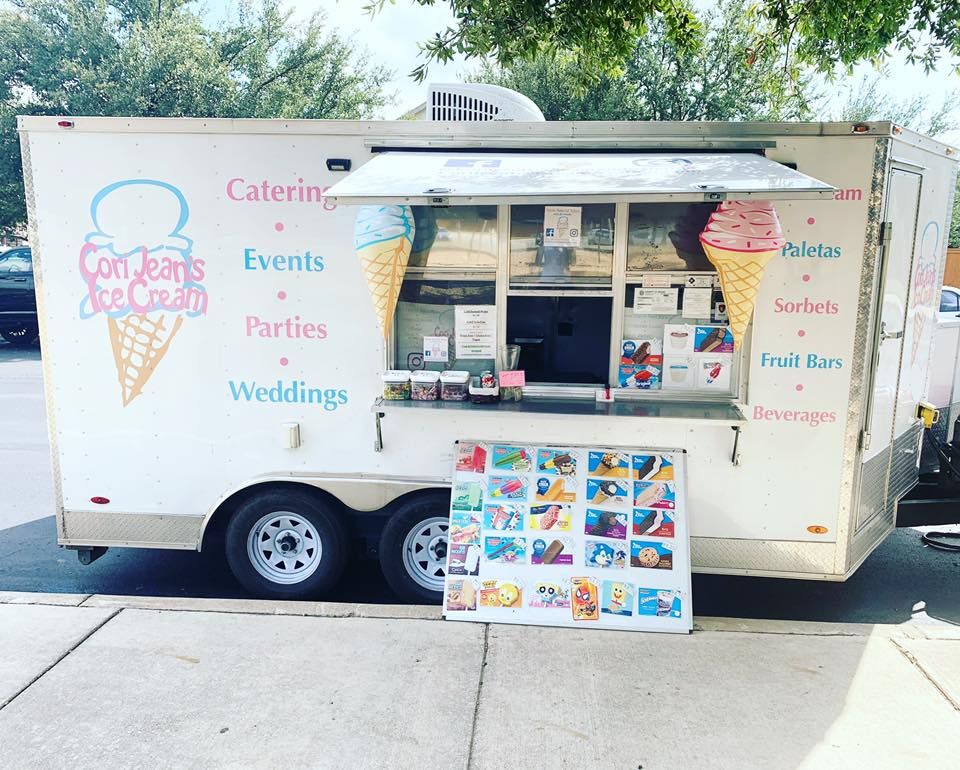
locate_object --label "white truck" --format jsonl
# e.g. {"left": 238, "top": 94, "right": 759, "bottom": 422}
{"left": 18, "top": 85, "right": 958, "bottom": 601}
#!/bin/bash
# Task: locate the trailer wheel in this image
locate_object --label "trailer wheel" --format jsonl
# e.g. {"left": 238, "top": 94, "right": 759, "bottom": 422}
{"left": 379, "top": 492, "right": 450, "bottom": 603}
{"left": 225, "top": 489, "right": 347, "bottom": 599}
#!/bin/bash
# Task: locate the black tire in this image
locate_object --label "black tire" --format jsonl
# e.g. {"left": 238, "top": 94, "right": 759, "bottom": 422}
{"left": 378, "top": 491, "right": 450, "bottom": 604}
{"left": 0, "top": 323, "right": 39, "bottom": 347}
{"left": 225, "top": 488, "right": 348, "bottom": 600}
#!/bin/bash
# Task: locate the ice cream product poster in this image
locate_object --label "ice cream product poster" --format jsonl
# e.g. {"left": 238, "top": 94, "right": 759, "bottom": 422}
{"left": 443, "top": 441, "right": 692, "bottom": 633}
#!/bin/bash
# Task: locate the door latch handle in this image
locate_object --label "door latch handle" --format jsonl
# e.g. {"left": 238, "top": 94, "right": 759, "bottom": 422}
{"left": 880, "top": 322, "right": 903, "bottom": 341}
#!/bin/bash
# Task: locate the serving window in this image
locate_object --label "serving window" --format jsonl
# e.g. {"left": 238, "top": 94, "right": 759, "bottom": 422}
{"left": 390, "top": 201, "right": 740, "bottom": 399}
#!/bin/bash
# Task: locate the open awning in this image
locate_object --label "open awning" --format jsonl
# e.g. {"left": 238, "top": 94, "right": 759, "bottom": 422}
{"left": 325, "top": 151, "right": 835, "bottom": 206}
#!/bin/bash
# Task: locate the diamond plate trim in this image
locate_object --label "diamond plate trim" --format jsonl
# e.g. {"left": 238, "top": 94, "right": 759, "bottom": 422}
{"left": 19, "top": 130, "right": 67, "bottom": 539}
{"left": 888, "top": 422, "right": 922, "bottom": 501}
{"left": 691, "top": 537, "right": 836, "bottom": 575}
{"left": 835, "top": 138, "right": 889, "bottom": 563}
{"left": 855, "top": 447, "right": 889, "bottom": 531}
{"left": 62, "top": 511, "right": 204, "bottom": 549}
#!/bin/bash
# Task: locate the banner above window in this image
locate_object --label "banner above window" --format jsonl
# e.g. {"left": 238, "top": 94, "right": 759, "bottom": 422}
{"left": 325, "top": 152, "right": 835, "bottom": 206}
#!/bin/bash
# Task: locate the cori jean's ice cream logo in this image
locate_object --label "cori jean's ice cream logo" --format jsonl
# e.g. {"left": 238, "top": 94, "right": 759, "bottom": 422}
{"left": 911, "top": 221, "right": 940, "bottom": 364}
{"left": 78, "top": 180, "right": 208, "bottom": 406}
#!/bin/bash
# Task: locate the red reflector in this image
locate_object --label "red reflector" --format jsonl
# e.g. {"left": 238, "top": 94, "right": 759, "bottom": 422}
{"left": 57, "top": 120, "right": 74, "bottom": 128}
{"left": 90, "top": 496, "right": 110, "bottom": 505}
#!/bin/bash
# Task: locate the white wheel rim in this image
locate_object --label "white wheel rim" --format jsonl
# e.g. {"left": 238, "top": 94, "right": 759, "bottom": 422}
{"left": 246, "top": 511, "right": 322, "bottom": 585}
{"left": 401, "top": 516, "right": 449, "bottom": 592}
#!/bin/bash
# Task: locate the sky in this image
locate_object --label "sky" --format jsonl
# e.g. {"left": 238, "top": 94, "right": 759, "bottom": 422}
{"left": 206, "top": 0, "right": 960, "bottom": 133}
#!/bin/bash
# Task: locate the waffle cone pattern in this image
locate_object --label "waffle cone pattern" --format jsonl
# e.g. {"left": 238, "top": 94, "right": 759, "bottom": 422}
{"left": 107, "top": 313, "right": 184, "bottom": 406}
{"left": 354, "top": 206, "right": 416, "bottom": 339}
{"left": 699, "top": 201, "right": 785, "bottom": 350}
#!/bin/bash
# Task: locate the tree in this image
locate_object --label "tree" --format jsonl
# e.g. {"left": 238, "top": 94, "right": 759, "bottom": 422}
{"left": 836, "top": 73, "right": 956, "bottom": 137}
{"left": 472, "top": 1, "right": 816, "bottom": 122}
{"left": 0, "top": 0, "right": 392, "bottom": 231}
{"left": 833, "top": 73, "right": 959, "bottom": 247}
{"left": 372, "top": 0, "right": 960, "bottom": 82}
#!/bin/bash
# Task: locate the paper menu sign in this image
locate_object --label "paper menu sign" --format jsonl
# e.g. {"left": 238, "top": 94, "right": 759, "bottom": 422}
{"left": 633, "top": 288, "right": 678, "bottom": 315}
{"left": 443, "top": 441, "right": 692, "bottom": 634}
{"left": 422, "top": 335, "right": 449, "bottom": 362}
{"left": 681, "top": 287, "right": 712, "bottom": 319}
{"left": 454, "top": 305, "right": 496, "bottom": 359}
{"left": 543, "top": 205, "right": 582, "bottom": 247}
{"left": 662, "top": 356, "right": 695, "bottom": 389}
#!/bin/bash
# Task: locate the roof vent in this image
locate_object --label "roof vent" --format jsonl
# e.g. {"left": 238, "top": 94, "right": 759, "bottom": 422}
{"left": 427, "top": 83, "right": 545, "bottom": 122}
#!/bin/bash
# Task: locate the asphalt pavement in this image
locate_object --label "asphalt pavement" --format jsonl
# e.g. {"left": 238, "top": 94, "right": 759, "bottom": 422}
{"left": 1, "top": 340, "right": 958, "bottom": 623}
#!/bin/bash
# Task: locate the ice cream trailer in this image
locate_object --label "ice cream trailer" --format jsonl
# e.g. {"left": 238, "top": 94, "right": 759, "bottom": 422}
{"left": 18, "top": 89, "right": 958, "bottom": 602}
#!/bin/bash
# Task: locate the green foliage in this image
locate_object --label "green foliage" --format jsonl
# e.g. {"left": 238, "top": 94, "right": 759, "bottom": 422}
{"left": 836, "top": 73, "right": 956, "bottom": 137}
{"left": 377, "top": 0, "right": 960, "bottom": 82}
{"left": 367, "top": 0, "right": 702, "bottom": 83}
{"left": 472, "top": 1, "right": 815, "bottom": 122}
{"left": 0, "top": 0, "right": 391, "bottom": 231}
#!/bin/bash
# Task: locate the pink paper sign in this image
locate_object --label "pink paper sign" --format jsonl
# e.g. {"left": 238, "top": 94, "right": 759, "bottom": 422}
{"left": 499, "top": 370, "right": 526, "bottom": 387}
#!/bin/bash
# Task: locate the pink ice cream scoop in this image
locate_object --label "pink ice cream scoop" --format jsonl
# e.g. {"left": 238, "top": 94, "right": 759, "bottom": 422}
{"left": 699, "top": 201, "right": 786, "bottom": 252}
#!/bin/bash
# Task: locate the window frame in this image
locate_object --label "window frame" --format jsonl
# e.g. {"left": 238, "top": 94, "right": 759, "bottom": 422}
{"left": 390, "top": 201, "right": 745, "bottom": 403}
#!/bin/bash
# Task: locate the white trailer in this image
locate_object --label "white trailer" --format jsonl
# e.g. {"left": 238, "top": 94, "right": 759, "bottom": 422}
{"left": 18, "top": 98, "right": 957, "bottom": 601}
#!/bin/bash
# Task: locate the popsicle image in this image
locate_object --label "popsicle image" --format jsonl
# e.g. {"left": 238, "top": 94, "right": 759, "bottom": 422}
{"left": 539, "top": 453, "right": 572, "bottom": 471}
{"left": 707, "top": 361, "right": 723, "bottom": 384}
{"left": 538, "top": 479, "right": 565, "bottom": 501}
{"left": 495, "top": 449, "right": 528, "bottom": 468}
{"left": 354, "top": 205, "right": 416, "bottom": 339}
{"left": 699, "top": 200, "right": 786, "bottom": 349}
{"left": 491, "top": 478, "right": 524, "bottom": 498}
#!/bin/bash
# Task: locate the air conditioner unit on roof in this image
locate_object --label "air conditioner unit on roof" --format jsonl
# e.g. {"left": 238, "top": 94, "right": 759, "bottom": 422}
{"left": 427, "top": 83, "right": 545, "bottom": 122}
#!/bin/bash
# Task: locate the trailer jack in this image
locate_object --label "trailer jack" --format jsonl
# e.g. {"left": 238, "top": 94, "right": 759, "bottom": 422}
{"left": 68, "top": 546, "right": 108, "bottom": 566}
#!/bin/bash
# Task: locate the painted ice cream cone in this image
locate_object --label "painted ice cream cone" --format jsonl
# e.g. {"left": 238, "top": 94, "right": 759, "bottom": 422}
{"left": 911, "top": 311, "right": 925, "bottom": 364}
{"left": 354, "top": 205, "right": 416, "bottom": 339}
{"left": 107, "top": 313, "right": 184, "bottom": 406}
{"left": 699, "top": 201, "right": 785, "bottom": 349}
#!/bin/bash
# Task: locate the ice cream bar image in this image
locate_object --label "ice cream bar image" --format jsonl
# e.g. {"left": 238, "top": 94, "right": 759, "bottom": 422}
{"left": 491, "top": 478, "right": 524, "bottom": 498}
{"left": 541, "top": 479, "right": 565, "bottom": 501}
{"left": 591, "top": 481, "right": 621, "bottom": 504}
{"left": 542, "top": 539, "right": 565, "bottom": 564}
{"left": 495, "top": 449, "right": 527, "bottom": 468}
{"left": 635, "top": 483, "right": 666, "bottom": 508}
{"left": 700, "top": 327, "right": 727, "bottom": 353}
{"left": 635, "top": 510, "right": 665, "bottom": 535}
{"left": 539, "top": 453, "right": 572, "bottom": 471}
{"left": 707, "top": 362, "right": 723, "bottom": 383}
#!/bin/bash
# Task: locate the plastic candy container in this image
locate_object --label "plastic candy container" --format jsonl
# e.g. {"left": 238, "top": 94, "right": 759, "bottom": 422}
{"left": 410, "top": 370, "right": 441, "bottom": 400}
{"left": 382, "top": 370, "right": 411, "bottom": 400}
{"left": 440, "top": 370, "right": 470, "bottom": 401}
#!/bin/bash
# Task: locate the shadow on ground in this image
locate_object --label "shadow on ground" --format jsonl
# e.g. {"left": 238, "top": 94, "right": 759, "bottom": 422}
{"left": 2, "top": 516, "right": 958, "bottom": 623}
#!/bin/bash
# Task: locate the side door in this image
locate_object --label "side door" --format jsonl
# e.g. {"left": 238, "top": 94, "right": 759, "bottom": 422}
{"left": 857, "top": 168, "right": 922, "bottom": 528}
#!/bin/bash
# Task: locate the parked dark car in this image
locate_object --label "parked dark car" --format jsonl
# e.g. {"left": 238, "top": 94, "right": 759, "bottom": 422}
{"left": 0, "top": 247, "right": 38, "bottom": 346}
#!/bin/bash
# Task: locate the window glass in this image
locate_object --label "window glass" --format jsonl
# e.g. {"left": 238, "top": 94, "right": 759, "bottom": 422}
{"left": 395, "top": 279, "right": 495, "bottom": 375}
{"left": 507, "top": 295, "right": 611, "bottom": 384}
{"left": 620, "top": 284, "right": 736, "bottom": 395}
{"left": 940, "top": 290, "right": 959, "bottom": 313}
{"left": 407, "top": 206, "right": 497, "bottom": 272}
{"left": 627, "top": 203, "right": 715, "bottom": 272}
{"left": 509, "top": 204, "right": 614, "bottom": 286}
{"left": 0, "top": 249, "right": 31, "bottom": 273}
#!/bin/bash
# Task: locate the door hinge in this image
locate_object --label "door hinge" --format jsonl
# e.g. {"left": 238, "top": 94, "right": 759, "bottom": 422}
{"left": 859, "top": 429, "right": 872, "bottom": 451}
{"left": 880, "top": 221, "right": 893, "bottom": 245}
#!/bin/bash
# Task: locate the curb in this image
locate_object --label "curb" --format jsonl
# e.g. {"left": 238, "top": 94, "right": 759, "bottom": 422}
{"left": 1, "top": 590, "right": 959, "bottom": 639}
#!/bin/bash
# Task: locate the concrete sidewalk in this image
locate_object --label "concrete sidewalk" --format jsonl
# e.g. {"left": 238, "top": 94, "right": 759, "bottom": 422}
{"left": 1, "top": 592, "right": 958, "bottom": 769}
